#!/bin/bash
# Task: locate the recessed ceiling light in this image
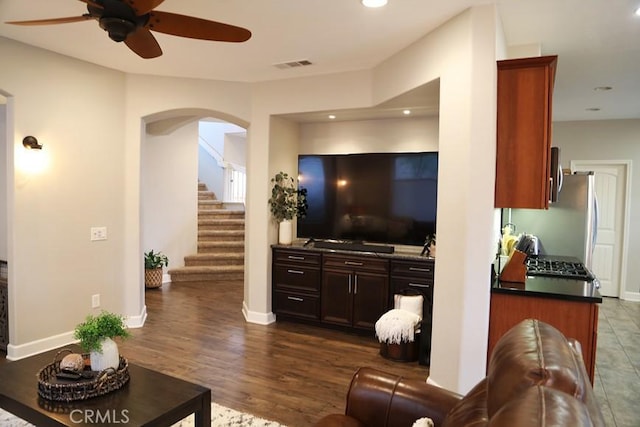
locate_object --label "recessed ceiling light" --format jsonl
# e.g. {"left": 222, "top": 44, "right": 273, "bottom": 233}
{"left": 635, "top": 6, "right": 640, "bottom": 16}
{"left": 594, "top": 86, "right": 613, "bottom": 91}
{"left": 403, "top": 110, "right": 411, "bottom": 115}
{"left": 362, "top": 0, "right": 388, "bottom": 8}
{"left": 328, "top": 114, "right": 336, "bottom": 120}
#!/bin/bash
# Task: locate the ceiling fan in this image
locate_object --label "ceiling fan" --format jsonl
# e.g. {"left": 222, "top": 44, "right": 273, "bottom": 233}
{"left": 5, "top": 0, "right": 252, "bottom": 59}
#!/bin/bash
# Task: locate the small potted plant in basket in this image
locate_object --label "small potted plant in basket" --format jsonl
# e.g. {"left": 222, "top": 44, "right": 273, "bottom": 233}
{"left": 74, "top": 311, "right": 130, "bottom": 371}
{"left": 268, "top": 171, "right": 308, "bottom": 245}
{"left": 144, "top": 250, "right": 169, "bottom": 289}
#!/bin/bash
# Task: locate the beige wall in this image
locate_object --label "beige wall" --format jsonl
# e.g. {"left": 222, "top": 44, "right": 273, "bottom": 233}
{"left": 0, "top": 101, "right": 7, "bottom": 261}
{"left": 553, "top": 119, "right": 640, "bottom": 298}
{"left": 0, "top": 38, "right": 127, "bottom": 356}
{"left": 299, "top": 116, "right": 439, "bottom": 154}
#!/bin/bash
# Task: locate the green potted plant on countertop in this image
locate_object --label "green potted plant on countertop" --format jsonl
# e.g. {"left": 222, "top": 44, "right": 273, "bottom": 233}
{"left": 144, "top": 250, "right": 169, "bottom": 289}
{"left": 74, "top": 311, "right": 130, "bottom": 371}
{"left": 268, "top": 171, "right": 308, "bottom": 245}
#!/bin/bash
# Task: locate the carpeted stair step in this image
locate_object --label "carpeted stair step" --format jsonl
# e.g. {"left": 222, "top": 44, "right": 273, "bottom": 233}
{"left": 198, "top": 230, "right": 244, "bottom": 242}
{"left": 198, "top": 199, "right": 224, "bottom": 210}
{"left": 184, "top": 253, "right": 244, "bottom": 267}
{"left": 168, "top": 265, "right": 244, "bottom": 282}
{"left": 198, "top": 218, "right": 244, "bottom": 231}
{"left": 198, "top": 241, "right": 244, "bottom": 254}
{"left": 198, "top": 190, "right": 217, "bottom": 200}
{"left": 198, "top": 210, "right": 245, "bottom": 220}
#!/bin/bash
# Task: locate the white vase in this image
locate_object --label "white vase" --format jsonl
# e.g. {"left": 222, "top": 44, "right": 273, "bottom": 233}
{"left": 90, "top": 337, "right": 120, "bottom": 371}
{"left": 278, "top": 220, "right": 293, "bottom": 245}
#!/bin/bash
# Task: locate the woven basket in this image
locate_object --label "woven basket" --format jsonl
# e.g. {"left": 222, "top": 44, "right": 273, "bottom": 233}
{"left": 145, "top": 267, "right": 163, "bottom": 288}
{"left": 37, "top": 349, "right": 130, "bottom": 402}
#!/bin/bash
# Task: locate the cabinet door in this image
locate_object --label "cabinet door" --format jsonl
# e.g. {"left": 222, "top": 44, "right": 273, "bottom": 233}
{"left": 321, "top": 269, "right": 352, "bottom": 327}
{"left": 352, "top": 272, "right": 389, "bottom": 330}
{"left": 495, "top": 55, "right": 557, "bottom": 209}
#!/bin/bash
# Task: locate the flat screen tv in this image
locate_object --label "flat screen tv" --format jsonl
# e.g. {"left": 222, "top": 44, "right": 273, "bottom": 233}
{"left": 297, "top": 152, "right": 438, "bottom": 247}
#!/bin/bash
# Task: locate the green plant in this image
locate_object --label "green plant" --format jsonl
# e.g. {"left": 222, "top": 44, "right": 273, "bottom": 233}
{"left": 268, "top": 171, "right": 308, "bottom": 222}
{"left": 144, "top": 250, "right": 169, "bottom": 269}
{"left": 74, "top": 311, "right": 131, "bottom": 353}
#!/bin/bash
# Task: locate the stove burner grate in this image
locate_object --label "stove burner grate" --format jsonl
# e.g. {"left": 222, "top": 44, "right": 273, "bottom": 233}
{"left": 525, "top": 259, "right": 594, "bottom": 281}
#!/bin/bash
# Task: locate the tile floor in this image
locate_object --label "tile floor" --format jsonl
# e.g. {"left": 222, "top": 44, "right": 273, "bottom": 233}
{"left": 593, "top": 297, "right": 640, "bottom": 427}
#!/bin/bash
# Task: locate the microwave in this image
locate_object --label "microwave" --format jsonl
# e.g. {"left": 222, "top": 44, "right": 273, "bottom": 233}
{"left": 549, "top": 146, "right": 562, "bottom": 203}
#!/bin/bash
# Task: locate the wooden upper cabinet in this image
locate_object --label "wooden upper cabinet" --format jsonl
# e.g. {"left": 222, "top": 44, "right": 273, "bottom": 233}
{"left": 495, "top": 55, "right": 557, "bottom": 209}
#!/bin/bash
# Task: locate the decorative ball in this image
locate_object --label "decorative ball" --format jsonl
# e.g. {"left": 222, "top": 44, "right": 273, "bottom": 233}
{"left": 60, "top": 353, "right": 84, "bottom": 372}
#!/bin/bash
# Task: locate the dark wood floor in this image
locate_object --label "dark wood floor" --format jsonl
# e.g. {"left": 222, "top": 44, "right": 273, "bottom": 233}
{"left": 2, "top": 280, "right": 429, "bottom": 426}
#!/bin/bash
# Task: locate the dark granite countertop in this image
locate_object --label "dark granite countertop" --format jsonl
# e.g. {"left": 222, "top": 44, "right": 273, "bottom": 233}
{"left": 272, "top": 240, "right": 434, "bottom": 262}
{"left": 492, "top": 276, "right": 602, "bottom": 303}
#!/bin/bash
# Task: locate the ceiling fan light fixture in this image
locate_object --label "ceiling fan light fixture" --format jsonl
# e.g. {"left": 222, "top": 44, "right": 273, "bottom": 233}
{"left": 362, "top": 0, "right": 388, "bottom": 8}
{"left": 100, "top": 17, "right": 136, "bottom": 42}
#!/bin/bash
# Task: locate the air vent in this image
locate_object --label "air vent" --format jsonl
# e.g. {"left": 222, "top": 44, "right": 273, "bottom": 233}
{"left": 273, "top": 59, "right": 313, "bottom": 69}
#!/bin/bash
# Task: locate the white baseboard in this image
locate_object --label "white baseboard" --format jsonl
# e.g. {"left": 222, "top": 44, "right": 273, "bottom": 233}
{"left": 6, "top": 306, "right": 148, "bottom": 361}
{"left": 242, "top": 301, "right": 275, "bottom": 325}
{"left": 6, "top": 331, "right": 77, "bottom": 361}
{"left": 622, "top": 291, "right": 640, "bottom": 302}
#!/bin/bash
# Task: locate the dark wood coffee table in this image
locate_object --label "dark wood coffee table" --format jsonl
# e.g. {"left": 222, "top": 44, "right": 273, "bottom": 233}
{"left": 0, "top": 347, "right": 211, "bottom": 426}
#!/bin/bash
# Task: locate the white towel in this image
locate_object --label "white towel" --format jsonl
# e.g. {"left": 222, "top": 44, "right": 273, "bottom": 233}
{"left": 375, "top": 309, "right": 421, "bottom": 344}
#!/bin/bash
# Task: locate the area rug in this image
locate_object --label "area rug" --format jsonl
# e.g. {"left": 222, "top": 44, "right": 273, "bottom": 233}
{"left": 0, "top": 402, "right": 286, "bottom": 427}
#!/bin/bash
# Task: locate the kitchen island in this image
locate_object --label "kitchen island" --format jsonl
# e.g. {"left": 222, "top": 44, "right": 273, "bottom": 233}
{"left": 489, "top": 275, "right": 602, "bottom": 384}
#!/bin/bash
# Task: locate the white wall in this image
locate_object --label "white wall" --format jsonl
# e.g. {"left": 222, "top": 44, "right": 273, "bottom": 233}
{"left": 553, "top": 119, "right": 640, "bottom": 297}
{"left": 299, "top": 116, "right": 439, "bottom": 154}
{"left": 0, "top": 101, "right": 7, "bottom": 261}
{"left": 142, "top": 122, "right": 199, "bottom": 273}
{"left": 0, "top": 38, "right": 127, "bottom": 358}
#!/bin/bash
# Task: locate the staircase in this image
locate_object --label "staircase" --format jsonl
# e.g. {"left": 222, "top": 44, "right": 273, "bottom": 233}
{"left": 168, "top": 182, "right": 245, "bottom": 282}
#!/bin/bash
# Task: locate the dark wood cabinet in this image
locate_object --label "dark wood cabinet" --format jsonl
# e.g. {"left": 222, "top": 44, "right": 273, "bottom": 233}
{"left": 390, "top": 259, "right": 435, "bottom": 365}
{"left": 272, "top": 247, "right": 434, "bottom": 339}
{"left": 322, "top": 254, "right": 389, "bottom": 331}
{"left": 0, "top": 262, "right": 7, "bottom": 351}
{"left": 272, "top": 249, "right": 322, "bottom": 321}
{"left": 495, "top": 55, "right": 557, "bottom": 209}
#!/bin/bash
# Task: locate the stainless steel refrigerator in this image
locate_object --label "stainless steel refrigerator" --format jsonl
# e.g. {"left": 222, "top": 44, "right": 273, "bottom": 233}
{"left": 502, "top": 172, "right": 597, "bottom": 268}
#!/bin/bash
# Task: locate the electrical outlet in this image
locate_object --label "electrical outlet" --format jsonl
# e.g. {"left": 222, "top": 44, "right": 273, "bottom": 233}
{"left": 92, "top": 294, "right": 100, "bottom": 308}
{"left": 90, "top": 227, "right": 107, "bottom": 241}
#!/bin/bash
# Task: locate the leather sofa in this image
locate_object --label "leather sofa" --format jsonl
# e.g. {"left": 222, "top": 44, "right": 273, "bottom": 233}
{"left": 315, "top": 319, "right": 604, "bottom": 427}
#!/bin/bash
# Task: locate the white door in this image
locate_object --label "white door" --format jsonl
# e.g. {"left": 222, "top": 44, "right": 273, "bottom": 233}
{"left": 571, "top": 161, "right": 630, "bottom": 297}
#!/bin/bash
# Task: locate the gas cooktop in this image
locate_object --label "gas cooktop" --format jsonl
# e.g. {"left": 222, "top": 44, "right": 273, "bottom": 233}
{"left": 525, "top": 256, "right": 595, "bottom": 281}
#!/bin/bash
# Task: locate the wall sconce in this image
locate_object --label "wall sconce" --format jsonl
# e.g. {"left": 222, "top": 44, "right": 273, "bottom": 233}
{"left": 22, "top": 136, "right": 43, "bottom": 150}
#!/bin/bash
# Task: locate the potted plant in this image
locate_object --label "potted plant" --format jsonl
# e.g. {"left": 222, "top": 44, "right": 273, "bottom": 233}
{"left": 268, "top": 171, "right": 308, "bottom": 245}
{"left": 74, "top": 311, "right": 130, "bottom": 371}
{"left": 144, "top": 250, "right": 169, "bottom": 288}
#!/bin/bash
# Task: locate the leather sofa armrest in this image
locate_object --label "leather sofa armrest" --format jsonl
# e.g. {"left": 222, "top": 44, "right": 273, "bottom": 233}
{"left": 319, "top": 367, "right": 462, "bottom": 427}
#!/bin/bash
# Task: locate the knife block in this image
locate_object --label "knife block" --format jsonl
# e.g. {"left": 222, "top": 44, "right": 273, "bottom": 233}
{"left": 499, "top": 250, "right": 527, "bottom": 283}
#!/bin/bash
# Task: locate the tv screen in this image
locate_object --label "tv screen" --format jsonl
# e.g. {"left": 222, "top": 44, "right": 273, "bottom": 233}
{"left": 297, "top": 152, "right": 438, "bottom": 247}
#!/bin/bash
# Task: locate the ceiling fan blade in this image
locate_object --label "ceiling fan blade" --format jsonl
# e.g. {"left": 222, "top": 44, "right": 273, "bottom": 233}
{"left": 125, "top": 27, "right": 162, "bottom": 58}
{"left": 5, "top": 15, "right": 93, "bottom": 26}
{"left": 128, "top": 0, "right": 166, "bottom": 16}
{"left": 146, "top": 11, "right": 251, "bottom": 43}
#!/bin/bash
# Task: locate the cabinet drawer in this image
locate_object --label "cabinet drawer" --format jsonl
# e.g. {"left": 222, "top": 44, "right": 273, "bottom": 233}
{"left": 273, "top": 265, "right": 321, "bottom": 292}
{"left": 274, "top": 290, "right": 320, "bottom": 320}
{"left": 392, "top": 277, "right": 434, "bottom": 295}
{"left": 390, "top": 259, "right": 434, "bottom": 279}
{"left": 273, "top": 249, "right": 321, "bottom": 267}
{"left": 323, "top": 254, "right": 389, "bottom": 273}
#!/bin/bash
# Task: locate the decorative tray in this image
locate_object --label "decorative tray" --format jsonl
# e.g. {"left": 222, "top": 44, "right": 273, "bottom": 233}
{"left": 37, "top": 349, "right": 130, "bottom": 402}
